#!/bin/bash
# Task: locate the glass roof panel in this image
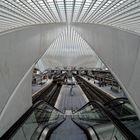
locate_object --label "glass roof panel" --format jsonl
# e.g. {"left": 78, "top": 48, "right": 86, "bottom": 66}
{"left": 0, "top": 0, "right": 139, "bottom": 34}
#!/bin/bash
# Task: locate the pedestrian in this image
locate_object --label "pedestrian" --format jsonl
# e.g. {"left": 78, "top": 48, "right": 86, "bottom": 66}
{"left": 70, "top": 85, "right": 74, "bottom": 96}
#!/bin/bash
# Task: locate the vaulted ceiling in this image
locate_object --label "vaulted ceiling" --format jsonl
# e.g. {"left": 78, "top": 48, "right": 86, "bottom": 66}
{"left": 36, "top": 26, "right": 105, "bottom": 70}
{"left": 1, "top": 0, "right": 139, "bottom": 68}
{"left": 0, "top": 0, "right": 140, "bottom": 34}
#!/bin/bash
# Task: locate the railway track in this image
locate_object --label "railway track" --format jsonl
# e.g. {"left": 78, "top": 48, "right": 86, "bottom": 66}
{"left": 74, "top": 75, "right": 135, "bottom": 118}
{"left": 75, "top": 75, "right": 113, "bottom": 104}
{"left": 33, "top": 73, "right": 66, "bottom": 106}
{"left": 32, "top": 82, "right": 56, "bottom": 103}
{"left": 44, "top": 83, "right": 62, "bottom": 106}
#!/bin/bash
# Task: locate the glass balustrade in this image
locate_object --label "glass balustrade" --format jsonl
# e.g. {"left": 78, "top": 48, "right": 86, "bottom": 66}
{"left": 72, "top": 101, "right": 137, "bottom": 140}
{"left": 105, "top": 98, "right": 140, "bottom": 139}
{"left": 11, "top": 101, "right": 64, "bottom": 140}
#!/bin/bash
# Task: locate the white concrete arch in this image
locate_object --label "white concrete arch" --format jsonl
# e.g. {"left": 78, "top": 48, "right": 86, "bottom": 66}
{"left": 72, "top": 23, "right": 140, "bottom": 117}
{"left": 37, "top": 26, "right": 102, "bottom": 70}
{"left": 0, "top": 24, "right": 65, "bottom": 136}
{"left": 1, "top": 22, "right": 140, "bottom": 136}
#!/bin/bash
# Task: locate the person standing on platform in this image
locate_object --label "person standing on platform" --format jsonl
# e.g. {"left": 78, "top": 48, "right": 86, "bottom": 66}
{"left": 70, "top": 85, "right": 74, "bottom": 96}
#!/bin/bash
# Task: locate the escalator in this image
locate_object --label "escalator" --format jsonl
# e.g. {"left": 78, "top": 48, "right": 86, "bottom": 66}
{"left": 2, "top": 101, "right": 65, "bottom": 140}
{"left": 72, "top": 100, "right": 139, "bottom": 140}
{"left": 50, "top": 110, "right": 87, "bottom": 140}
{"left": 104, "top": 98, "right": 136, "bottom": 118}
{"left": 105, "top": 98, "right": 140, "bottom": 139}
{"left": 2, "top": 101, "right": 88, "bottom": 140}
{"left": 2, "top": 98, "right": 140, "bottom": 140}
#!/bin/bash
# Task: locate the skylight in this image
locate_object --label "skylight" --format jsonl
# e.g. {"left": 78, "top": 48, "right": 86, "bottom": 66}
{"left": 0, "top": 0, "right": 140, "bottom": 34}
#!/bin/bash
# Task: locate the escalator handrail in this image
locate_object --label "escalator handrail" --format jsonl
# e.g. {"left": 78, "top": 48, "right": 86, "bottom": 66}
{"left": 39, "top": 117, "right": 66, "bottom": 140}
{"left": 32, "top": 83, "right": 63, "bottom": 113}
{"left": 72, "top": 118, "right": 96, "bottom": 140}
{"left": 72, "top": 101, "right": 95, "bottom": 114}
{"left": 72, "top": 98, "right": 128, "bottom": 114}
{"left": 73, "top": 100, "right": 138, "bottom": 140}
{"left": 1, "top": 100, "right": 64, "bottom": 139}
{"left": 31, "top": 117, "right": 66, "bottom": 140}
{"left": 41, "top": 100, "right": 64, "bottom": 114}
{"left": 104, "top": 97, "right": 136, "bottom": 115}
{"left": 1, "top": 100, "right": 44, "bottom": 140}
{"left": 104, "top": 97, "right": 129, "bottom": 106}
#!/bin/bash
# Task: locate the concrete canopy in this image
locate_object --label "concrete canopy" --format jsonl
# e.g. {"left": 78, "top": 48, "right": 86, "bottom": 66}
{"left": 36, "top": 26, "right": 104, "bottom": 70}
{"left": 0, "top": 23, "right": 65, "bottom": 136}
{"left": 72, "top": 23, "right": 140, "bottom": 118}
{"left": 0, "top": 0, "right": 140, "bottom": 137}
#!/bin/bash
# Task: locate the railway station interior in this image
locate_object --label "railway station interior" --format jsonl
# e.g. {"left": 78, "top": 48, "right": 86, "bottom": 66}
{"left": 1, "top": 0, "right": 140, "bottom": 140}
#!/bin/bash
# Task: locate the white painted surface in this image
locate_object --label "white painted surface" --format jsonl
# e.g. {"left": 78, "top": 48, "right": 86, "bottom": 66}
{"left": 0, "top": 24, "right": 65, "bottom": 114}
{"left": 72, "top": 23, "right": 140, "bottom": 117}
{"left": 1, "top": 22, "right": 140, "bottom": 136}
{"left": 0, "top": 24, "right": 65, "bottom": 136}
{"left": 54, "top": 86, "right": 64, "bottom": 109}
{"left": 0, "top": 65, "right": 33, "bottom": 136}
{"left": 37, "top": 27, "right": 101, "bottom": 69}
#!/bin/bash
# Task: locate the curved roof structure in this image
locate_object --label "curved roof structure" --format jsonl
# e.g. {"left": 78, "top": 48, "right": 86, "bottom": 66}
{"left": 0, "top": 0, "right": 140, "bottom": 34}
{"left": 36, "top": 26, "right": 105, "bottom": 70}
{"left": 1, "top": 1, "right": 140, "bottom": 137}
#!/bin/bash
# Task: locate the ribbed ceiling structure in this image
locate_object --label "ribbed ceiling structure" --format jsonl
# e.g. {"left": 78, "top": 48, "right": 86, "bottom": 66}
{"left": 0, "top": 0, "right": 139, "bottom": 69}
{"left": 0, "top": 0, "right": 140, "bottom": 34}
{"left": 36, "top": 27, "right": 105, "bottom": 70}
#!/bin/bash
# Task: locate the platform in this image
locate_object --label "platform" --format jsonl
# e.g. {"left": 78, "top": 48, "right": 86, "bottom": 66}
{"left": 32, "top": 79, "right": 52, "bottom": 94}
{"left": 55, "top": 85, "right": 88, "bottom": 112}
{"left": 82, "top": 77, "right": 126, "bottom": 98}
{"left": 50, "top": 85, "right": 88, "bottom": 140}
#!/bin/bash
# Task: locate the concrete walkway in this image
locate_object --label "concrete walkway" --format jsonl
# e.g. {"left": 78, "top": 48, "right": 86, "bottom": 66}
{"left": 50, "top": 85, "right": 88, "bottom": 140}
{"left": 50, "top": 110, "right": 87, "bottom": 140}
{"left": 55, "top": 85, "right": 88, "bottom": 112}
